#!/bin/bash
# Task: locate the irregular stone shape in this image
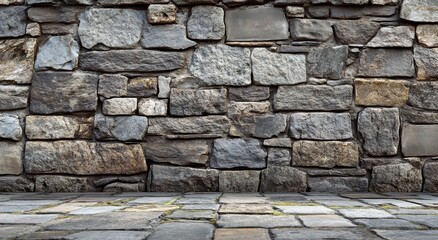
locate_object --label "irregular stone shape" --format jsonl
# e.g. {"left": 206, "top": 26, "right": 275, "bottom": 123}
{"left": 308, "top": 177, "right": 368, "bottom": 192}
{"left": 290, "top": 19, "right": 333, "bottom": 41}
{"left": 148, "top": 222, "right": 214, "bottom": 240}
{"left": 190, "top": 45, "right": 251, "bottom": 86}
{"left": 400, "top": 0, "right": 438, "bottom": 23}
{"left": 141, "top": 23, "right": 196, "bottom": 50}
{"left": 0, "top": 85, "right": 28, "bottom": 110}
{"left": 371, "top": 0, "right": 397, "bottom": 4}
{"left": 211, "top": 139, "right": 267, "bottom": 169}
{"left": 94, "top": 114, "right": 148, "bottom": 141}
{"left": 358, "top": 108, "right": 400, "bottom": 156}
{"left": 225, "top": 8, "right": 289, "bottom": 41}
{"left": 254, "top": 114, "right": 287, "bottom": 138}
{"left": 417, "top": 25, "right": 438, "bottom": 47}
{"left": 35, "top": 176, "right": 95, "bottom": 192}
{"left": 98, "top": 0, "right": 170, "bottom": 6}
{"left": 127, "top": 77, "right": 157, "bottom": 97}
{"left": 24, "top": 23, "right": 40, "bottom": 37}
{"left": 0, "top": 0, "right": 23, "bottom": 4}
{"left": 334, "top": 20, "right": 380, "bottom": 45}
{"left": 307, "top": 46, "right": 349, "bottom": 80}
{"left": 102, "top": 98, "right": 137, "bottom": 115}
{"left": 260, "top": 166, "right": 307, "bottom": 192}
{"left": 401, "top": 106, "right": 438, "bottom": 124}
{"left": 409, "top": 82, "right": 438, "bottom": 110}
{"left": 170, "top": 88, "right": 227, "bottom": 116}
{"left": 98, "top": 74, "right": 128, "bottom": 98}
{"left": 424, "top": 162, "right": 438, "bottom": 192}
{"left": 358, "top": 48, "right": 414, "bottom": 77}
{"left": 25, "top": 141, "right": 147, "bottom": 175}
{"left": 286, "top": 6, "right": 304, "bottom": 17}
{"left": 150, "top": 165, "right": 218, "bottom": 192}
{"left": 414, "top": 47, "right": 438, "bottom": 81}
{"left": 0, "top": 142, "right": 23, "bottom": 175}
{"left": 273, "top": 85, "right": 353, "bottom": 111}
{"left": 187, "top": 6, "right": 225, "bottom": 40}
{"left": 28, "top": 7, "right": 83, "bottom": 23}
{"left": 228, "top": 101, "right": 270, "bottom": 137}
{"left": 78, "top": 8, "right": 144, "bottom": 49}
{"left": 402, "top": 124, "right": 438, "bottom": 157}
{"left": 267, "top": 148, "right": 291, "bottom": 166}
{"left": 219, "top": 171, "right": 260, "bottom": 192}
{"left": 0, "top": 177, "right": 34, "bottom": 192}
{"left": 41, "top": 23, "right": 77, "bottom": 35}
{"left": 138, "top": 98, "right": 167, "bottom": 116}
{"left": 367, "top": 26, "right": 415, "bottom": 48}
{"left": 292, "top": 141, "right": 359, "bottom": 168}
{"left": 80, "top": 50, "right": 185, "bottom": 73}
{"left": 158, "top": 76, "right": 171, "bottom": 98}
{"left": 0, "top": 7, "right": 26, "bottom": 37}
{"left": 229, "top": 86, "right": 270, "bottom": 102}
{"left": 35, "top": 35, "right": 79, "bottom": 70}
{"left": 143, "top": 139, "right": 209, "bottom": 166}
{"left": 370, "top": 163, "right": 422, "bottom": 192}
{"left": 30, "top": 72, "right": 98, "bottom": 114}
{"left": 147, "top": 4, "right": 176, "bottom": 24}
{"left": 252, "top": 48, "right": 306, "bottom": 85}
{"left": 290, "top": 112, "right": 352, "bottom": 140}
{"left": 355, "top": 79, "right": 409, "bottom": 107}
{"left": 148, "top": 116, "right": 230, "bottom": 135}
{"left": 0, "top": 115, "right": 21, "bottom": 141}
{"left": 0, "top": 38, "right": 37, "bottom": 84}
{"left": 26, "top": 115, "right": 93, "bottom": 140}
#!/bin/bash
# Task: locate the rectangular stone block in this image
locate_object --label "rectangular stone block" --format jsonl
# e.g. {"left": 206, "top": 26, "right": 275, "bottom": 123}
{"left": 402, "top": 124, "right": 438, "bottom": 157}
{"left": 0, "top": 38, "right": 37, "bottom": 84}
{"left": 358, "top": 48, "right": 414, "bottom": 77}
{"left": 409, "top": 82, "right": 438, "bottom": 111}
{"left": 0, "top": 85, "right": 29, "bottom": 110}
{"left": 401, "top": 0, "right": 438, "bottom": 22}
{"left": 211, "top": 139, "right": 267, "bottom": 169}
{"left": 0, "top": 7, "right": 27, "bottom": 37}
{"left": 290, "top": 112, "right": 353, "bottom": 140}
{"left": 27, "top": 7, "right": 83, "bottom": 23}
{"left": 169, "top": 88, "right": 227, "bottom": 116}
{"left": 148, "top": 116, "right": 230, "bottom": 135}
{"left": 308, "top": 177, "right": 369, "bottom": 192}
{"left": 219, "top": 171, "right": 260, "bottom": 192}
{"left": 0, "top": 141, "right": 23, "bottom": 175}
{"left": 25, "top": 116, "right": 94, "bottom": 140}
{"left": 355, "top": 78, "right": 409, "bottom": 107}
{"left": 225, "top": 8, "right": 289, "bottom": 41}
{"left": 414, "top": 47, "right": 438, "bottom": 81}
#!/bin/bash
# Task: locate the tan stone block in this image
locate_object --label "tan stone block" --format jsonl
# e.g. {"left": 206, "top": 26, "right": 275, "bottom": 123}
{"left": 355, "top": 78, "right": 409, "bottom": 107}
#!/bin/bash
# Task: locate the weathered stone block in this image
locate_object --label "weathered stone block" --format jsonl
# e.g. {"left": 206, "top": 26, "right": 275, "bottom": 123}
{"left": 254, "top": 114, "right": 287, "bottom": 139}
{"left": 229, "top": 86, "right": 270, "bottom": 102}
{"left": 41, "top": 23, "right": 77, "bottom": 35}
{"left": 0, "top": 177, "right": 34, "bottom": 192}
{"left": 170, "top": 88, "right": 227, "bottom": 116}
{"left": 148, "top": 116, "right": 230, "bottom": 135}
{"left": 25, "top": 141, "right": 147, "bottom": 175}
{"left": 424, "top": 162, "right": 438, "bottom": 192}
{"left": 334, "top": 20, "right": 380, "bottom": 45}
{"left": 158, "top": 76, "right": 171, "bottom": 98}
{"left": 28, "top": 7, "right": 83, "bottom": 23}
{"left": 414, "top": 47, "right": 438, "bottom": 81}
{"left": 260, "top": 166, "right": 307, "bottom": 192}
{"left": 267, "top": 148, "right": 291, "bottom": 166}
{"left": 35, "top": 35, "right": 79, "bottom": 70}
{"left": 292, "top": 141, "right": 359, "bottom": 168}
{"left": 35, "top": 176, "right": 95, "bottom": 192}
{"left": 211, "top": 139, "right": 267, "bottom": 169}
{"left": 401, "top": 106, "right": 438, "bottom": 124}
{"left": 225, "top": 8, "right": 289, "bottom": 41}
{"left": 358, "top": 48, "right": 415, "bottom": 77}
{"left": 400, "top": 0, "right": 438, "bottom": 22}
{"left": 290, "top": 19, "right": 332, "bottom": 41}
{"left": 172, "top": 0, "right": 219, "bottom": 5}
{"left": 417, "top": 25, "right": 438, "bottom": 47}
{"left": 0, "top": 38, "right": 37, "bottom": 84}
{"left": 308, "top": 177, "right": 368, "bottom": 192}
{"left": 98, "top": 0, "right": 170, "bottom": 6}
{"left": 263, "top": 138, "right": 292, "bottom": 148}
{"left": 290, "top": 112, "right": 353, "bottom": 140}
{"left": 0, "top": 7, "right": 27, "bottom": 37}
{"left": 0, "top": 142, "right": 23, "bottom": 175}
{"left": 228, "top": 101, "right": 270, "bottom": 137}
{"left": 370, "top": 163, "right": 422, "bottom": 192}
{"left": 102, "top": 98, "right": 137, "bottom": 116}
{"left": 147, "top": 4, "right": 177, "bottom": 24}
{"left": 127, "top": 77, "right": 157, "bottom": 97}
{"left": 0, "top": 115, "right": 22, "bottom": 141}
{"left": 219, "top": 171, "right": 260, "bottom": 192}
{"left": 409, "top": 82, "right": 438, "bottom": 110}
{"left": 402, "top": 124, "right": 438, "bottom": 157}
{"left": 307, "top": 46, "right": 348, "bottom": 80}
{"left": 30, "top": 72, "right": 98, "bottom": 114}
{"left": 187, "top": 6, "right": 225, "bottom": 40}
{"left": 94, "top": 114, "right": 148, "bottom": 141}
{"left": 367, "top": 26, "right": 415, "bottom": 48}
{"left": 98, "top": 74, "right": 128, "bottom": 98}
{"left": 355, "top": 79, "right": 409, "bottom": 107}
{"left": 0, "top": 85, "right": 28, "bottom": 110}
{"left": 26, "top": 115, "right": 93, "bottom": 140}
{"left": 138, "top": 98, "right": 167, "bottom": 116}
{"left": 141, "top": 23, "right": 196, "bottom": 50}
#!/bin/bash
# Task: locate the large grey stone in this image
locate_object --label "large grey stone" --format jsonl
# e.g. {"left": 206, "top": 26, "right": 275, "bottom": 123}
{"left": 267, "top": 148, "right": 291, "bottom": 166}
{"left": 228, "top": 101, "right": 270, "bottom": 137}
{"left": 219, "top": 171, "right": 260, "bottom": 192}
{"left": 150, "top": 165, "right": 219, "bottom": 192}
{"left": 307, "top": 46, "right": 349, "bottom": 80}
{"left": 26, "top": 115, "right": 93, "bottom": 140}
{"left": 210, "top": 139, "right": 267, "bottom": 169}
{"left": 401, "top": 0, "right": 438, "bottom": 22}
{"left": 98, "top": 74, "right": 128, "bottom": 98}
{"left": 169, "top": 88, "right": 227, "bottom": 116}
{"left": 148, "top": 116, "right": 230, "bottom": 135}
{"left": 30, "top": 72, "right": 98, "bottom": 114}
{"left": 260, "top": 166, "right": 307, "bottom": 192}
{"left": 78, "top": 8, "right": 144, "bottom": 49}
{"left": 65, "top": 231, "right": 150, "bottom": 240}
{"left": 35, "top": 175, "right": 95, "bottom": 192}
{"left": 80, "top": 50, "right": 185, "bottom": 73}
{"left": 290, "top": 112, "right": 352, "bottom": 140}
{"left": 252, "top": 48, "right": 306, "bottom": 85}
{"left": 424, "top": 162, "right": 438, "bottom": 192}
{"left": 0, "top": 177, "right": 34, "bottom": 192}
{"left": 290, "top": 19, "right": 333, "bottom": 41}
{"left": 358, "top": 48, "right": 415, "bottom": 77}
{"left": 409, "top": 82, "right": 438, "bottom": 110}
{"left": 375, "top": 230, "right": 438, "bottom": 240}
{"left": 334, "top": 20, "right": 380, "bottom": 45}
{"left": 414, "top": 46, "right": 438, "bottom": 80}
{"left": 254, "top": 114, "right": 287, "bottom": 138}
{"left": 272, "top": 229, "right": 377, "bottom": 240}
{"left": 358, "top": 108, "right": 400, "bottom": 156}
{"left": 0, "top": 38, "right": 37, "bottom": 84}
{"left": 0, "top": 142, "right": 23, "bottom": 175}
{"left": 187, "top": 6, "right": 225, "bottom": 40}
{"left": 229, "top": 86, "right": 270, "bottom": 102}
{"left": 401, "top": 106, "right": 438, "bottom": 124}
{"left": 367, "top": 26, "right": 415, "bottom": 48}
{"left": 0, "top": 85, "right": 28, "bottom": 110}
{"left": 94, "top": 114, "right": 148, "bottom": 141}
{"left": 35, "top": 35, "right": 79, "bottom": 70}
{"left": 225, "top": 8, "right": 289, "bottom": 41}
{"left": 28, "top": 7, "right": 83, "bottom": 23}
{"left": 0, "top": 7, "right": 27, "bottom": 37}
{"left": 402, "top": 124, "right": 438, "bottom": 157}
{"left": 417, "top": 25, "right": 438, "bottom": 47}
{"left": 292, "top": 141, "right": 359, "bottom": 168}
{"left": 189, "top": 45, "right": 251, "bottom": 86}
{"left": 148, "top": 222, "right": 214, "bottom": 240}
{"left": 273, "top": 85, "right": 353, "bottom": 111}
{"left": 24, "top": 141, "right": 147, "bottom": 175}
{"left": 141, "top": 23, "right": 196, "bottom": 50}
{"left": 308, "top": 177, "right": 368, "bottom": 192}
{"left": 0, "top": 115, "right": 22, "bottom": 141}
{"left": 370, "top": 163, "right": 422, "bottom": 192}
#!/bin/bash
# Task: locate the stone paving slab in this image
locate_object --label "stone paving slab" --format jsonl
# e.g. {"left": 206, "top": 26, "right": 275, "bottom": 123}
{"left": 64, "top": 230, "right": 151, "bottom": 240}
{"left": 214, "top": 228, "right": 271, "bottom": 240}
{"left": 354, "top": 218, "right": 422, "bottom": 229}
{"left": 299, "top": 215, "right": 356, "bottom": 228}
{"left": 275, "top": 205, "right": 335, "bottom": 214}
{"left": 374, "top": 230, "right": 438, "bottom": 240}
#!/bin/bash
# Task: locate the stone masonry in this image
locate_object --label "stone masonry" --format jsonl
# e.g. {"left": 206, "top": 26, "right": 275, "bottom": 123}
{"left": 0, "top": 0, "right": 437, "bottom": 193}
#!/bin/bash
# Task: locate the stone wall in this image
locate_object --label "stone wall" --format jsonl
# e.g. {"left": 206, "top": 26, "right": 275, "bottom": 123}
{"left": 0, "top": 0, "right": 437, "bottom": 192}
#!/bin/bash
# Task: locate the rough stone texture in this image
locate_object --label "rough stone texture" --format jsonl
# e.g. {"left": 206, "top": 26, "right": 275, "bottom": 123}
{"left": 334, "top": 20, "right": 380, "bottom": 45}
{"left": 147, "top": 4, "right": 177, "bottom": 24}
{"left": 402, "top": 124, "right": 438, "bottom": 157}
{"left": 414, "top": 47, "right": 438, "bottom": 81}
{"left": 211, "top": 139, "right": 267, "bottom": 169}
{"left": 150, "top": 165, "right": 219, "bottom": 192}
{"left": 0, "top": 142, "right": 23, "bottom": 175}
{"left": 148, "top": 116, "right": 230, "bottom": 135}
{"left": 219, "top": 171, "right": 260, "bottom": 192}
{"left": 290, "top": 19, "right": 333, "bottom": 41}
{"left": 94, "top": 114, "right": 148, "bottom": 141}
{"left": 307, "top": 46, "right": 348, "bottom": 80}
{"left": 267, "top": 148, "right": 291, "bottom": 166}
{"left": 0, "top": 115, "right": 22, "bottom": 141}
{"left": 424, "top": 162, "right": 438, "bottom": 192}
{"left": 229, "top": 86, "right": 270, "bottom": 102}
{"left": 358, "top": 48, "right": 415, "bottom": 77}
{"left": 400, "top": 0, "right": 438, "bottom": 23}
{"left": 148, "top": 222, "right": 214, "bottom": 240}
{"left": 189, "top": 45, "right": 251, "bottom": 86}
{"left": 172, "top": 0, "right": 219, "bottom": 5}
{"left": 30, "top": 72, "right": 98, "bottom": 114}
{"left": 252, "top": 48, "right": 306, "bottom": 85}
{"left": 367, "top": 26, "right": 415, "bottom": 48}
{"left": 225, "top": 8, "right": 289, "bottom": 41}
{"left": 358, "top": 108, "right": 400, "bottom": 156}
{"left": 260, "top": 166, "right": 307, "bottom": 192}
{"left": 286, "top": 6, "right": 305, "bottom": 17}
{"left": 308, "top": 177, "right": 368, "bottom": 192}
{"left": 273, "top": 85, "right": 353, "bottom": 111}
{"left": 355, "top": 79, "right": 409, "bottom": 107}
{"left": 127, "top": 77, "right": 157, "bottom": 97}
{"left": 228, "top": 101, "right": 270, "bottom": 137}
{"left": 417, "top": 25, "right": 438, "bottom": 47}
{"left": 26, "top": 115, "right": 93, "bottom": 140}
{"left": 0, "top": 85, "right": 29, "bottom": 110}
{"left": 254, "top": 114, "right": 287, "bottom": 139}
{"left": 290, "top": 112, "right": 352, "bottom": 140}
{"left": 170, "top": 88, "right": 227, "bottom": 116}
{"left": 35, "top": 176, "right": 95, "bottom": 192}
{"left": 401, "top": 106, "right": 438, "bottom": 124}
{"left": 0, "top": 7, "right": 27, "bottom": 37}
{"left": 35, "top": 35, "right": 79, "bottom": 71}
{"left": 292, "top": 141, "right": 359, "bottom": 168}
{"left": 158, "top": 76, "right": 171, "bottom": 98}
{"left": 98, "top": 74, "right": 128, "bottom": 98}
{"left": 370, "top": 163, "right": 422, "bottom": 192}
{"left": 0, "top": 177, "right": 34, "bottom": 192}
{"left": 28, "top": 7, "right": 83, "bottom": 23}
{"left": 25, "top": 141, "right": 147, "bottom": 175}
{"left": 97, "top": 0, "right": 170, "bottom": 6}
{"left": 141, "top": 23, "right": 196, "bottom": 50}
{"left": 408, "top": 82, "right": 438, "bottom": 110}
{"left": 138, "top": 98, "right": 167, "bottom": 116}
{"left": 102, "top": 98, "right": 137, "bottom": 116}
{"left": 0, "top": 38, "right": 37, "bottom": 84}
{"left": 188, "top": 6, "right": 225, "bottom": 40}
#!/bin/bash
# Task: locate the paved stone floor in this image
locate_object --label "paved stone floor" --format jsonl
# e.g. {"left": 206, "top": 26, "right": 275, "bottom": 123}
{"left": 1, "top": 192, "right": 438, "bottom": 239}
